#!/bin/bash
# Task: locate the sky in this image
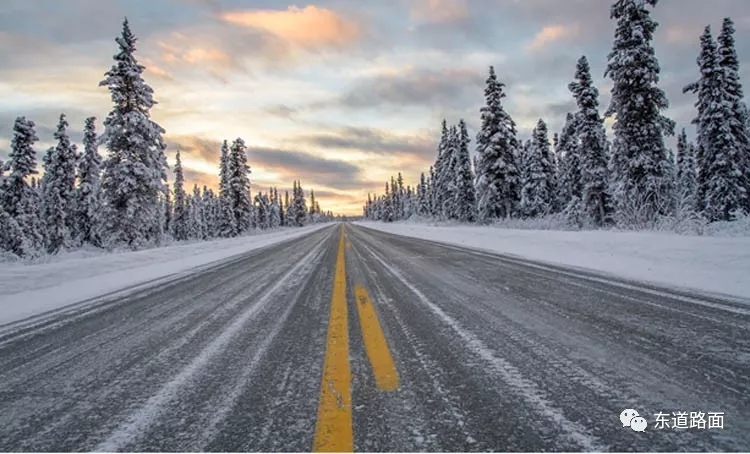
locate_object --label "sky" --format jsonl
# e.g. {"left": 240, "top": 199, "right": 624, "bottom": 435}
{"left": 0, "top": 0, "right": 748, "bottom": 215}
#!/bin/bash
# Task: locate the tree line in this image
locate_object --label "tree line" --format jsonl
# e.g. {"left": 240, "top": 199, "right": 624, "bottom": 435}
{"left": 364, "top": 1, "right": 750, "bottom": 229}
{"left": 0, "top": 19, "right": 333, "bottom": 259}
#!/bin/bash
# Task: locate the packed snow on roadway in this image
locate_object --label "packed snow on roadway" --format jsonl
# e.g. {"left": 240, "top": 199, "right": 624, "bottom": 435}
{"left": 0, "top": 223, "right": 332, "bottom": 325}
{"left": 354, "top": 220, "right": 750, "bottom": 301}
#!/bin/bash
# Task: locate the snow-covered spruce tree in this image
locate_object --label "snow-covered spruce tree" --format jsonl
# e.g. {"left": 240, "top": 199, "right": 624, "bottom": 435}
{"left": 605, "top": 0, "right": 675, "bottom": 225}
{"left": 396, "top": 172, "right": 405, "bottom": 219}
{"left": 451, "top": 119, "right": 477, "bottom": 222}
{"left": 217, "top": 139, "right": 236, "bottom": 237}
{"left": 533, "top": 119, "right": 555, "bottom": 213}
{"left": 228, "top": 138, "right": 252, "bottom": 233}
{"left": 444, "top": 125, "right": 460, "bottom": 219}
{"left": 75, "top": 117, "right": 103, "bottom": 246}
{"left": 427, "top": 165, "right": 436, "bottom": 217}
{"left": 675, "top": 129, "right": 698, "bottom": 210}
{"left": 518, "top": 139, "right": 532, "bottom": 201}
{"left": 285, "top": 188, "right": 294, "bottom": 225}
{"left": 531, "top": 119, "right": 555, "bottom": 214}
{"left": 99, "top": 19, "right": 168, "bottom": 248}
{"left": 417, "top": 172, "right": 429, "bottom": 216}
{"left": 164, "top": 182, "right": 172, "bottom": 236}
{"left": 569, "top": 56, "right": 611, "bottom": 226}
{"left": 279, "top": 190, "right": 287, "bottom": 226}
{"left": 432, "top": 120, "right": 450, "bottom": 219}
{"left": 171, "top": 148, "right": 188, "bottom": 241}
{"left": 382, "top": 182, "right": 393, "bottom": 222}
{"left": 475, "top": 66, "right": 520, "bottom": 222}
{"left": 556, "top": 113, "right": 582, "bottom": 213}
{"left": 41, "top": 114, "right": 79, "bottom": 253}
{"left": 270, "top": 189, "right": 281, "bottom": 229}
{"left": 201, "top": 186, "right": 212, "bottom": 238}
{"left": 309, "top": 189, "right": 317, "bottom": 223}
{"left": 254, "top": 192, "right": 269, "bottom": 230}
{"left": 292, "top": 180, "right": 308, "bottom": 226}
{"left": 520, "top": 133, "right": 548, "bottom": 218}
{"left": 2, "top": 117, "right": 45, "bottom": 256}
{"left": 188, "top": 184, "right": 206, "bottom": 239}
{"left": 717, "top": 17, "right": 750, "bottom": 213}
{"left": 684, "top": 26, "right": 747, "bottom": 221}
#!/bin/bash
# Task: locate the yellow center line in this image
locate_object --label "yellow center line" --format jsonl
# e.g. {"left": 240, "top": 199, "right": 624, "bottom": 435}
{"left": 313, "top": 225, "right": 353, "bottom": 452}
{"left": 354, "top": 285, "right": 400, "bottom": 391}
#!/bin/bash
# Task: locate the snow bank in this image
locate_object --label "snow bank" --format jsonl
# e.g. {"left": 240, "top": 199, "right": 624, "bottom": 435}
{"left": 353, "top": 221, "right": 750, "bottom": 300}
{"left": 0, "top": 224, "right": 333, "bottom": 325}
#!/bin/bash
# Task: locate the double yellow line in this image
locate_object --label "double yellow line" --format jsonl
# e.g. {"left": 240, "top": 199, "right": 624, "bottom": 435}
{"left": 313, "top": 225, "right": 399, "bottom": 452}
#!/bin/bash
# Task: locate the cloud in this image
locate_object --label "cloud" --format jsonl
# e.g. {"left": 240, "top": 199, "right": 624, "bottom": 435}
{"left": 263, "top": 104, "right": 298, "bottom": 119}
{"left": 165, "top": 135, "right": 222, "bottom": 163}
{"left": 154, "top": 32, "right": 249, "bottom": 78}
{"left": 526, "top": 24, "right": 581, "bottom": 53}
{"left": 318, "top": 66, "right": 484, "bottom": 111}
{"left": 298, "top": 126, "right": 435, "bottom": 160}
{"left": 247, "top": 145, "right": 372, "bottom": 192}
{"left": 219, "top": 5, "right": 361, "bottom": 50}
{"left": 180, "top": 168, "right": 219, "bottom": 190}
{"left": 410, "top": 0, "right": 468, "bottom": 24}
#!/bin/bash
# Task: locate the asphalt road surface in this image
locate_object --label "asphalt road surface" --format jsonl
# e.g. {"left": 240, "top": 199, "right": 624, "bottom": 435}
{"left": 0, "top": 223, "right": 748, "bottom": 452}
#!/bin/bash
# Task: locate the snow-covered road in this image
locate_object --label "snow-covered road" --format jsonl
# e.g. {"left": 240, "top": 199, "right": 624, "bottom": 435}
{"left": 0, "top": 223, "right": 748, "bottom": 451}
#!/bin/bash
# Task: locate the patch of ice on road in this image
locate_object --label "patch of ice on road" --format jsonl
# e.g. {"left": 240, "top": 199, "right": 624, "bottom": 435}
{"left": 354, "top": 221, "right": 750, "bottom": 300}
{"left": 0, "top": 224, "right": 333, "bottom": 326}
{"left": 93, "top": 235, "right": 330, "bottom": 452}
{"left": 362, "top": 243, "right": 606, "bottom": 452}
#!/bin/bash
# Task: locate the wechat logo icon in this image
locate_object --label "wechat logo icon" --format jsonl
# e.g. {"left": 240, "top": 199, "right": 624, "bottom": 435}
{"left": 620, "top": 409, "right": 647, "bottom": 432}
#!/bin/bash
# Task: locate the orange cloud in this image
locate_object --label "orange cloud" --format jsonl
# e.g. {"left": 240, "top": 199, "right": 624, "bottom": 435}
{"left": 218, "top": 5, "right": 360, "bottom": 50}
{"left": 157, "top": 38, "right": 235, "bottom": 68}
{"left": 411, "top": 0, "right": 468, "bottom": 23}
{"left": 526, "top": 24, "right": 581, "bottom": 53}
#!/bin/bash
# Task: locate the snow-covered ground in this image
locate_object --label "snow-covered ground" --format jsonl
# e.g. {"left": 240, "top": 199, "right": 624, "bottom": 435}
{"left": 354, "top": 221, "right": 750, "bottom": 300}
{"left": 0, "top": 224, "right": 332, "bottom": 325}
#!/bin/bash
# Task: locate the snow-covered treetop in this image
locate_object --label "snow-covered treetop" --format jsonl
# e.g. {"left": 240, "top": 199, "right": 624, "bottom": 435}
{"left": 9, "top": 116, "right": 39, "bottom": 179}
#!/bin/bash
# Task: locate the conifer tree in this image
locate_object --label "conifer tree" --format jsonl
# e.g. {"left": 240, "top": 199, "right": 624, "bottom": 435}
{"left": 254, "top": 192, "right": 269, "bottom": 229}
{"left": 433, "top": 120, "right": 450, "bottom": 218}
{"left": 217, "top": 140, "right": 235, "bottom": 237}
{"left": 382, "top": 182, "right": 393, "bottom": 222}
{"left": 99, "top": 18, "right": 169, "bottom": 248}
{"left": 41, "top": 114, "right": 79, "bottom": 253}
{"left": 75, "top": 117, "right": 103, "bottom": 246}
{"left": 418, "top": 172, "right": 429, "bottom": 216}
{"left": 570, "top": 56, "right": 611, "bottom": 226}
{"left": 684, "top": 26, "right": 747, "bottom": 220}
{"left": 675, "top": 128, "right": 698, "bottom": 210}
{"left": 292, "top": 180, "right": 308, "bottom": 226}
{"left": 451, "top": 119, "right": 476, "bottom": 222}
{"left": 428, "top": 165, "right": 437, "bottom": 217}
{"left": 475, "top": 66, "right": 520, "bottom": 222}
{"left": 2, "top": 117, "right": 45, "bottom": 256}
{"left": 228, "top": 138, "right": 251, "bottom": 233}
{"left": 520, "top": 135, "right": 548, "bottom": 218}
{"left": 309, "top": 189, "right": 317, "bottom": 222}
{"left": 164, "top": 182, "right": 172, "bottom": 236}
{"left": 605, "top": 0, "right": 675, "bottom": 223}
{"left": 189, "top": 184, "right": 206, "bottom": 239}
{"left": 280, "top": 191, "right": 286, "bottom": 226}
{"left": 717, "top": 17, "right": 750, "bottom": 213}
{"left": 557, "top": 113, "right": 582, "bottom": 211}
{"left": 171, "top": 149, "right": 188, "bottom": 240}
{"left": 534, "top": 119, "right": 556, "bottom": 211}
{"left": 270, "top": 189, "right": 281, "bottom": 228}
